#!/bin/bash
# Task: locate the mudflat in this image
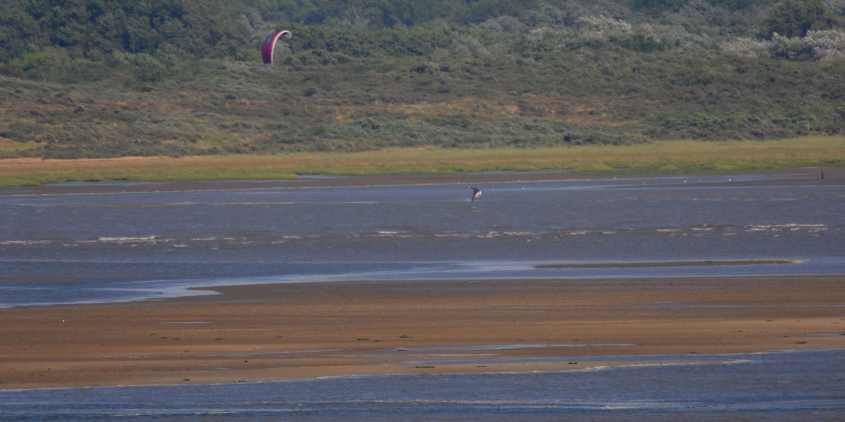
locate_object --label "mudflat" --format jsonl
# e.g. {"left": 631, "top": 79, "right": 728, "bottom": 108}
{"left": 1, "top": 276, "right": 844, "bottom": 389}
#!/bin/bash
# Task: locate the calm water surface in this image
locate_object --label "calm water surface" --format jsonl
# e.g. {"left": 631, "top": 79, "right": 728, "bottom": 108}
{"left": 1, "top": 172, "right": 843, "bottom": 307}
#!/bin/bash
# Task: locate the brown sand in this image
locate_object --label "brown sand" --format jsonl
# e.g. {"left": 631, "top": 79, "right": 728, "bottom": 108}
{"left": 1, "top": 276, "right": 844, "bottom": 389}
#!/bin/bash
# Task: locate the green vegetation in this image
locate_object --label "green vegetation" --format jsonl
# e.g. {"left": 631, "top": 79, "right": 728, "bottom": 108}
{"left": 764, "top": 0, "right": 835, "bottom": 38}
{"left": 1, "top": 136, "right": 842, "bottom": 187}
{"left": 0, "top": 1, "right": 843, "bottom": 159}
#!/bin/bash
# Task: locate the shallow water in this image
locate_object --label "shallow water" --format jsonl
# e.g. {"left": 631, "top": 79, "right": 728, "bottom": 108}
{"left": 1, "top": 172, "right": 843, "bottom": 307}
{"left": 1, "top": 350, "right": 843, "bottom": 421}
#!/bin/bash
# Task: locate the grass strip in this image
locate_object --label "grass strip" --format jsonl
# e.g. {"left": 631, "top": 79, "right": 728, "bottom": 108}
{"left": 1, "top": 136, "right": 843, "bottom": 187}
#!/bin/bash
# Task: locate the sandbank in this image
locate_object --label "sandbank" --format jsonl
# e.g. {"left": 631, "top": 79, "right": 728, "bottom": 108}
{"left": 1, "top": 276, "right": 844, "bottom": 389}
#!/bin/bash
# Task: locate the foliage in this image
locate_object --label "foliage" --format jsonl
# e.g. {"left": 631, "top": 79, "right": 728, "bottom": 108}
{"left": 0, "top": 1, "right": 843, "bottom": 159}
{"left": 763, "top": 0, "right": 833, "bottom": 38}
{"left": 770, "top": 29, "right": 845, "bottom": 60}
{"left": 0, "top": 0, "right": 253, "bottom": 65}
{"left": 720, "top": 37, "right": 772, "bottom": 58}
{"left": 629, "top": 0, "right": 690, "bottom": 13}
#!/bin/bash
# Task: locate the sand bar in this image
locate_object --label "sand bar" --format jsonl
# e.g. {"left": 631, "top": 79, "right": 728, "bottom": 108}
{"left": 1, "top": 276, "right": 844, "bottom": 389}
{"left": 535, "top": 259, "right": 801, "bottom": 269}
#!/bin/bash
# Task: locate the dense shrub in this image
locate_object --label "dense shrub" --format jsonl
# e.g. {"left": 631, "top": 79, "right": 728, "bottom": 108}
{"left": 720, "top": 37, "right": 771, "bottom": 58}
{"left": 770, "top": 29, "right": 845, "bottom": 60}
{"left": 763, "top": 0, "right": 833, "bottom": 38}
{"left": 629, "top": 0, "right": 689, "bottom": 13}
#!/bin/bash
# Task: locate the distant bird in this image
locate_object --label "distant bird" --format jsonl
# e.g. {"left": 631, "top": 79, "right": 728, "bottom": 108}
{"left": 470, "top": 186, "right": 483, "bottom": 201}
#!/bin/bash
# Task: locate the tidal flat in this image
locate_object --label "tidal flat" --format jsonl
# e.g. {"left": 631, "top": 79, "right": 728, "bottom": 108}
{"left": 1, "top": 168, "right": 843, "bottom": 420}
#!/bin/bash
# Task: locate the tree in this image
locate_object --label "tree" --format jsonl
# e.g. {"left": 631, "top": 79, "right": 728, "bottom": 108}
{"left": 764, "top": 0, "right": 832, "bottom": 38}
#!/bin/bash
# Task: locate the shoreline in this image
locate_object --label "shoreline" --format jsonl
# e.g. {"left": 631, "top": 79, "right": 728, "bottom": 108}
{"left": 0, "top": 169, "right": 597, "bottom": 195}
{"left": 2, "top": 275, "right": 843, "bottom": 390}
{"left": 3, "top": 258, "right": 839, "bottom": 310}
{"left": 0, "top": 164, "right": 836, "bottom": 197}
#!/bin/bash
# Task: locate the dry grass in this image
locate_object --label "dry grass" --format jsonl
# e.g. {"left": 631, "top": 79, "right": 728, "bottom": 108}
{"left": 0, "top": 137, "right": 38, "bottom": 157}
{"left": 1, "top": 136, "right": 843, "bottom": 187}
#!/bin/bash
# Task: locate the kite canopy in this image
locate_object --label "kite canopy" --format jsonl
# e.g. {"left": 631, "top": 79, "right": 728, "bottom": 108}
{"left": 261, "top": 30, "right": 292, "bottom": 64}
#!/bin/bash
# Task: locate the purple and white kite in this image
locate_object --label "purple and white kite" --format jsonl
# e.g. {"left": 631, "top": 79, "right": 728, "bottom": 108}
{"left": 261, "top": 30, "right": 292, "bottom": 64}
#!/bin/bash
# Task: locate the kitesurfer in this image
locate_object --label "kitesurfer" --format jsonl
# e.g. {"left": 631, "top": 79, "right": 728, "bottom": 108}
{"left": 470, "top": 187, "right": 482, "bottom": 201}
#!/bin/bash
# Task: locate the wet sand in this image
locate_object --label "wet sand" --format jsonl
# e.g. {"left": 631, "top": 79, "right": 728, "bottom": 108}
{"left": 535, "top": 259, "right": 800, "bottom": 269}
{"left": 2, "top": 276, "right": 844, "bottom": 389}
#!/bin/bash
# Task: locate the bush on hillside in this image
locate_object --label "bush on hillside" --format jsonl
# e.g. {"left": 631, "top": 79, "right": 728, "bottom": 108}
{"left": 720, "top": 37, "right": 771, "bottom": 58}
{"left": 763, "top": 0, "right": 833, "bottom": 38}
{"left": 770, "top": 29, "right": 845, "bottom": 60}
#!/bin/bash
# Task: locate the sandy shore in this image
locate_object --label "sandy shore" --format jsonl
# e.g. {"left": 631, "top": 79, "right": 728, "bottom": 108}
{"left": 1, "top": 276, "right": 844, "bottom": 389}
{"left": 0, "top": 171, "right": 603, "bottom": 196}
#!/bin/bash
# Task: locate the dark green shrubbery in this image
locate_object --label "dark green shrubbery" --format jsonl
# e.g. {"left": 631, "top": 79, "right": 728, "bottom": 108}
{"left": 763, "top": 0, "right": 833, "bottom": 38}
{"left": 629, "top": 0, "right": 689, "bottom": 13}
